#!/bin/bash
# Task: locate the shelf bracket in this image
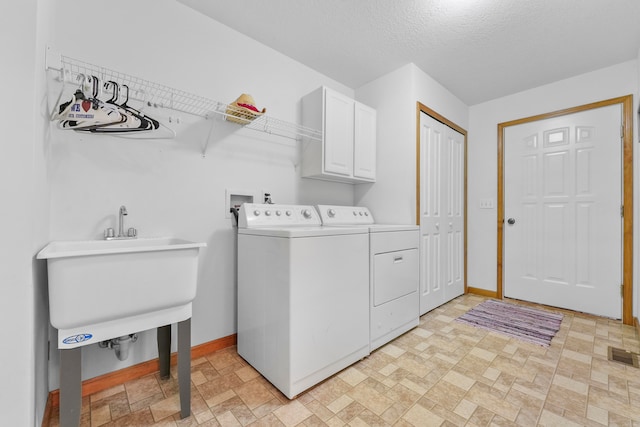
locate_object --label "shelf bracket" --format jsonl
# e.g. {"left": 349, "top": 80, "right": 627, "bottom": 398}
{"left": 202, "top": 114, "right": 217, "bottom": 158}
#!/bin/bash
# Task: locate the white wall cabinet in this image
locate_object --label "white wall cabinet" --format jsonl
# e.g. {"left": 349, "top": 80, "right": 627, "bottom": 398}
{"left": 302, "top": 87, "right": 376, "bottom": 183}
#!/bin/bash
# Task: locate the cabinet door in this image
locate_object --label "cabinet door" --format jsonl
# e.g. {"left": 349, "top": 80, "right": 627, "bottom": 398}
{"left": 324, "top": 89, "right": 354, "bottom": 177}
{"left": 354, "top": 103, "right": 376, "bottom": 180}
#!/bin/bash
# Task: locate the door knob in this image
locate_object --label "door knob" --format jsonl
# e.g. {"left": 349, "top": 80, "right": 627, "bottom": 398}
{"left": 507, "top": 218, "right": 516, "bottom": 225}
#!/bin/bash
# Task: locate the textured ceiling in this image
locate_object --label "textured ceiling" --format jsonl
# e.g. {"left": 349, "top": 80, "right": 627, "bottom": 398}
{"left": 178, "top": 0, "right": 640, "bottom": 105}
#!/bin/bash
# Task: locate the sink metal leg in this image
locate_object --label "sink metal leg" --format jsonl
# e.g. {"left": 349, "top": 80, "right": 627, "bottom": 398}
{"left": 178, "top": 318, "right": 191, "bottom": 419}
{"left": 157, "top": 325, "right": 171, "bottom": 380}
{"left": 60, "top": 346, "right": 82, "bottom": 427}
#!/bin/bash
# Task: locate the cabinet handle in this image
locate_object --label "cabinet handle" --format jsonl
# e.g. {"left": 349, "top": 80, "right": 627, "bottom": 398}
{"left": 394, "top": 256, "right": 404, "bottom": 263}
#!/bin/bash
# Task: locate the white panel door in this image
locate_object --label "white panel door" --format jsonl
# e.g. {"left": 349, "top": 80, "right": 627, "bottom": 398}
{"left": 324, "top": 89, "right": 354, "bottom": 176}
{"left": 504, "top": 105, "right": 622, "bottom": 319}
{"left": 419, "top": 112, "right": 465, "bottom": 315}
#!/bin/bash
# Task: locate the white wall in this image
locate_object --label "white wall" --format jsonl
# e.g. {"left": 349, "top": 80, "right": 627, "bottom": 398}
{"left": 34, "top": 0, "right": 55, "bottom": 424}
{"left": 0, "top": 0, "right": 52, "bottom": 425}
{"left": 355, "top": 64, "right": 415, "bottom": 223}
{"left": 45, "top": 0, "right": 357, "bottom": 388}
{"left": 467, "top": 61, "right": 639, "bottom": 305}
{"left": 355, "top": 64, "right": 468, "bottom": 224}
{"left": 413, "top": 65, "right": 469, "bottom": 132}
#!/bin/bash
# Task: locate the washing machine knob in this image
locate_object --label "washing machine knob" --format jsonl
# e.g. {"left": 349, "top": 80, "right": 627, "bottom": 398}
{"left": 253, "top": 210, "right": 261, "bottom": 216}
{"left": 328, "top": 209, "right": 336, "bottom": 217}
{"left": 364, "top": 212, "right": 369, "bottom": 216}
{"left": 302, "top": 209, "right": 313, "bottom": 219}
{"left": 352, "top": 211, "right": 357, "bottom": 216}
{"left": 275, "top": 210, "right": 282, "bottom": 216}
{"left": 286, "top": 210, "right": 292, "bottom": 216}
{"left": 265, "top": 210, "right": 272, "bottom": 216}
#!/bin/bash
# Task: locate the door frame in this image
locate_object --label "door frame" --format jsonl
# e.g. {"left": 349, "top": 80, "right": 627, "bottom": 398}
{"left": 415, "top": 102, "right": 468, "bottom": 294}
{"left": 497, "top": 95, "right": 634, "bottom": 324}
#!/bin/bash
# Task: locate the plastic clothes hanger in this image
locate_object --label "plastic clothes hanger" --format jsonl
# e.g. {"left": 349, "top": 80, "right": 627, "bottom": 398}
{"left": 110, "top": 120, "right": 176, "bottom": 139}
{"left": 83, "top": 81, "right": 146, "bottom": 132}
{"left": 58, "top": 76, "right": 125, "bottom": 131}
{"left": 119, "top": 85, "right": 160, "bottom": 130}
{"left": 52, "top": 73, "right": 89, "bottom": 121}
{"left": 52, "top": 75, "right": 174, "bottom": 139}
{"left": 109, "top": 85, "right": 176, "bottom": 139}
{"left": 86, "top": 82, "right": 166, "bottom": 134}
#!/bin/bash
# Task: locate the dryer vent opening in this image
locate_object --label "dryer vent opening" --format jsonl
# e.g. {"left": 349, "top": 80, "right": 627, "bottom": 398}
{"left": 608, "top": 346, "right": 639, "bottom": 368}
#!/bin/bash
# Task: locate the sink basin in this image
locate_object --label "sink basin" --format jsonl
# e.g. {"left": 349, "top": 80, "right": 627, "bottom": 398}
{"left": 37, "top": 237, "right": 206, "bottom": 348}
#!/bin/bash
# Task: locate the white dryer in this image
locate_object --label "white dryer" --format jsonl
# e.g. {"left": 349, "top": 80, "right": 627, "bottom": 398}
{"left": 317, "top": 205, "right": 420, "bottom": 351}
{"left": 237, "top": 203, "right": 369, "bottom": 398}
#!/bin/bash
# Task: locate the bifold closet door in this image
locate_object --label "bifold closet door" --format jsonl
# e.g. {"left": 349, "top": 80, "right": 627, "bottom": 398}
{"left": 419, "top": 112, "right": 465, "bottom": 315}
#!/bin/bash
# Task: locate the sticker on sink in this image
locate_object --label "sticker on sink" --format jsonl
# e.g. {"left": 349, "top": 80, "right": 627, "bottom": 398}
{"left": 63, "top": 333, "right": 93, "bottom": 345}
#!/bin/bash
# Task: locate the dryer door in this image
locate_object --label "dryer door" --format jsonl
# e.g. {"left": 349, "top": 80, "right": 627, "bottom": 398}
{"left": 373, "top": 248, "right": 419, "bottom": 305}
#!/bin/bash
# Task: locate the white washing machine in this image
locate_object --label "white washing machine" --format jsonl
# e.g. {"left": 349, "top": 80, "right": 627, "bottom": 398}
{"left": 317, "top": 205, "right": 420, "bottom": 351}
{"left": 237, "top": 203, "right": 370, "bottom": 398}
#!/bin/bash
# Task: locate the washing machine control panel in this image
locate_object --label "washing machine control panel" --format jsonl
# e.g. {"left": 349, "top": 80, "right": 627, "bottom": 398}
{"left": 239, "top": 203, "right": 321, "bottom": 228}
{"left": 317, "top": 205, "right": 375, "bottom": 225}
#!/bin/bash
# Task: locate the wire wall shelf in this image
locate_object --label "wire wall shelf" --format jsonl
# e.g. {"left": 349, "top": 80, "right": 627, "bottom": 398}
{"left": 45, "top": 47, "right": 322, "bottom": 153}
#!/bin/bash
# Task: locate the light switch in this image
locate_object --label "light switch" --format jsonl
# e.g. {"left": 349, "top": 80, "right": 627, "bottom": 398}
{"left": 479, "top": 198, "right": 494, "bottom": 209}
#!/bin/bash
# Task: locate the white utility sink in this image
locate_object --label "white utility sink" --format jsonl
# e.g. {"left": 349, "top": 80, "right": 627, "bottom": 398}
{"left": 37, "top": 237, "right": 206, "bottom": 348}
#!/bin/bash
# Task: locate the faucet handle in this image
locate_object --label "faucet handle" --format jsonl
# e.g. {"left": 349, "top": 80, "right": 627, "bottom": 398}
{"left": 104, "top": 228, "right": 115, "bottom": 239}
{"left": 127, "top": 227, "right": 138, "bottom": 238}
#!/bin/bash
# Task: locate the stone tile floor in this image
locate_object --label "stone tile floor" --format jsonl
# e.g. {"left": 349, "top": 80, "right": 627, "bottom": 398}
{"left": 46, "top": 294, "right": 640, "bottom": 426}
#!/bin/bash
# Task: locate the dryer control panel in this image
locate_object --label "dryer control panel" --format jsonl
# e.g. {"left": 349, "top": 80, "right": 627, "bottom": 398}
{"left": 238, "top": 203, "right": 321, "bottom": 228}
{"left": 317, "top": 205, "right": 375, "bottom": 225}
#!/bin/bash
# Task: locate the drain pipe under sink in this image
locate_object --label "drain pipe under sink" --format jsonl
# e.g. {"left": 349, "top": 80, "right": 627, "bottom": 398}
{"left": 99, "top": 334, "right": 138, "bottom": 361}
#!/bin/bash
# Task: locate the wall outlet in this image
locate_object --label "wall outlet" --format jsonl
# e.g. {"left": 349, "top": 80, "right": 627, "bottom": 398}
{"left": 479, "top": 198, "right": 494, "bottom": 209}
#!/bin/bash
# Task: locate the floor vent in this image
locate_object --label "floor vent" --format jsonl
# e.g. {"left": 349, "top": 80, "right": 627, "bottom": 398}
{"left": 608, "top": 346, "right": 639, "bottom": 368}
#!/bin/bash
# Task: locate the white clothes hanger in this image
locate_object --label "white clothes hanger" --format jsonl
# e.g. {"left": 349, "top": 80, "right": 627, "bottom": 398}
{"left": 56, "top": 75, "right": 126, "bottom": 130}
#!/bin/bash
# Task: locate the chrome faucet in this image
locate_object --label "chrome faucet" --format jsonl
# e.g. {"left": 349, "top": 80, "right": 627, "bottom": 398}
{"left": 118, "top": 205, "right": 128, "bottom": 237}
{"left": 104, "top": 205, "right": 137, "bottom": 240}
